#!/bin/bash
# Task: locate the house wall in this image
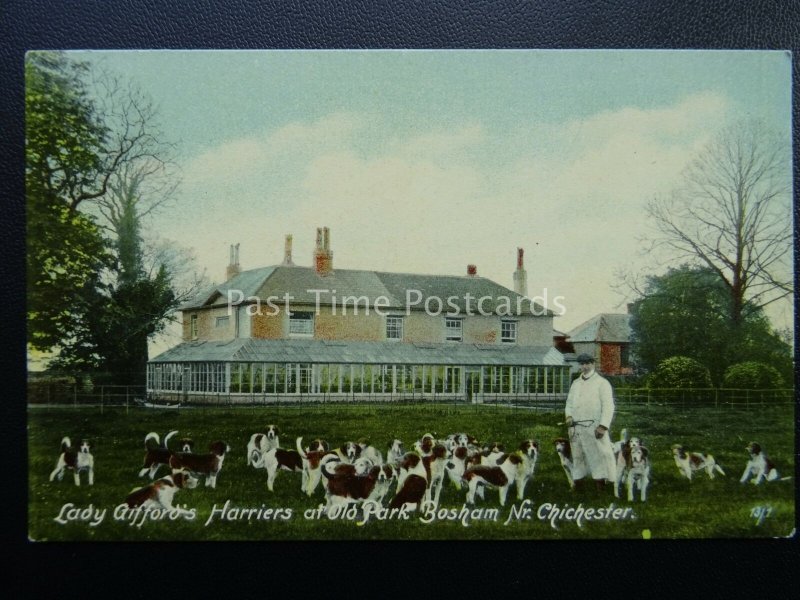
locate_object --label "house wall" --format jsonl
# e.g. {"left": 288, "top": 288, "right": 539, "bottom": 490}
{"left": 184, "top": 304, "right": 554, "bottom": 346}
{"left": 183, "top": 306, "right": 238, "bottom": 341}
{"left": 600, "top": 343, "right": 621, "bottom": 376}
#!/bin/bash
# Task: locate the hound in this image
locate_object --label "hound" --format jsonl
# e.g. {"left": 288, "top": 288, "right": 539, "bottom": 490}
{"left": 672, "top": 444, "right": 725, "bottom": 481}
{"left": 740, "top": 442, "right": 792, "bottom": 484}
{"left": 50, "top": 437, "right": 94, "bottom": 486}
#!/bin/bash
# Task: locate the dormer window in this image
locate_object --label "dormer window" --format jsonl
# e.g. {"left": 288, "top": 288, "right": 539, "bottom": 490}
{"left": 190, "top": 314, "right": 198, "bottom": 339}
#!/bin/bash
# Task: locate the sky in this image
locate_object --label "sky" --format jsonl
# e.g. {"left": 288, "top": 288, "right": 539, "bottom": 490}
{"left": 66, "top": 50, "right": 794, "bottom": 355}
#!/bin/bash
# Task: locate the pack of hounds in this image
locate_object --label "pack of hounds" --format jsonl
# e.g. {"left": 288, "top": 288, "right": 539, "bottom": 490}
{"left": 49, "top": 426, "right": 791, "bottom": 516}
{"left": 245, "top": 427, "right": 540, "bottom": 515}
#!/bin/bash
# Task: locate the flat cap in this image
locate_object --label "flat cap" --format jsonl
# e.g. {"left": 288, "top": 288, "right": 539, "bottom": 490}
{"left": 576, "top": 353, "right": 595, "bottom": 364}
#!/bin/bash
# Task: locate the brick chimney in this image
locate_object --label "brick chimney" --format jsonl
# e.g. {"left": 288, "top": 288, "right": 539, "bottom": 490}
{"left": 467, "top": 264, "right": 477, "bottom": 277}
{"left": 313, "top": 226, "right": 333, "bottom": 276}
{"left": 282, "top": 234, "right": 295, "bottom": 266}
{"left": 225, "top": 243, "right": 241, "bottom": 280}
{"left": 513, "top": 247, "right": 528, "bottom": 297}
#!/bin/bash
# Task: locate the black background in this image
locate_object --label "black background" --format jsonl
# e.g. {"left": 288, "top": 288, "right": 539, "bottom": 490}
{"left": 2, "top": 0, "right": 797, "bottom": 594}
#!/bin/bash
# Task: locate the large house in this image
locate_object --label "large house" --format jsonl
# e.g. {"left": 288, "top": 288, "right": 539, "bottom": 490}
{"left": 147, "top": 229, "right": 569, "bottom": 403}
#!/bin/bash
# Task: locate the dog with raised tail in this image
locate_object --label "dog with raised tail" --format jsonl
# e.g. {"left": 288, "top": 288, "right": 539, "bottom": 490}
{"left": 246, "top": 425, "right": 280, "bottom": 468}
{"left": 320, "top": 454, "right": 390, "bottom": 516}
{"left": 295, "top": 437, "right": 333, "bottom": 496}
{"left": 740, "top": 442, "right": 792, "bottom": 485}
{"left": 125, "top": 470, "right": 198, "bottom": 513}
{"left": 139, "top": 430, "right": 189, "bottom": 479}
{"left": 50, "top": 437, "right": 94, "bottom": 486}
{"left": 671, "top": 444, "right": 725, "bottom": 481}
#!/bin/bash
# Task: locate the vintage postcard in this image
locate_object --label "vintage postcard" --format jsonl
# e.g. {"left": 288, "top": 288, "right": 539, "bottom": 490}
{"left": 27, "top": 50, "right": 794, "bottom": 541}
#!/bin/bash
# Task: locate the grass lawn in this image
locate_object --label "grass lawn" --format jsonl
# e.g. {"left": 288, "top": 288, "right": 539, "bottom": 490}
{"left": 28, "top": 401, "right": 795, "bottom": 541}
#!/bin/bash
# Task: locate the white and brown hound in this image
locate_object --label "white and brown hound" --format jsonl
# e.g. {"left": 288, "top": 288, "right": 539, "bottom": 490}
{"left": 626, "top": 444, "right": 651, "bottom": 502}
{"left": 672, "top": 444, "right": 725, "bottom": 481}
{"left": 125, "top": 471, "right": 198, "bottom": 512}
{"left": 139, "top": 430, "right": 194, "bottom": 479}
{"left": 50, "top": 437, "right": 94, "bottom": 486}
{"left": 740, "top": 442, "right": 791, "bottom": 484}
{"left": 463, "top": 440, "right": 539, "bottom": 506}
{"left": 169, "top": 441, "right": 229, "bottom": 488}
{"left": 246, "top": 425, "right": 280, "bottom": 467}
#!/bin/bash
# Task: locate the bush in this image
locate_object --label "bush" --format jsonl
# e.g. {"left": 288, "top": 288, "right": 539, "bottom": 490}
{"left": 647, "top": 356, "right": 712, "bottom": 389}
{"left": 723, "top": 362, "right": 784, "bottom": 389}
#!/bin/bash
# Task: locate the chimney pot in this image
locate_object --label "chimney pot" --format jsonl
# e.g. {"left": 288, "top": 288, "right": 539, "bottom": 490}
{"left": 513, "top": 247, "right": 528, "bottom": 297}
{"left": 226, "top": 243, "right": 242, "bottom": 280}
{"left": 314, "top": 226, "right": 334, "bottom": 276}
{"left": 283, "top": 234, "right": 294, "bottom": 266}
{"left": 467, "top": 264, "right": 477, "bottom": 276}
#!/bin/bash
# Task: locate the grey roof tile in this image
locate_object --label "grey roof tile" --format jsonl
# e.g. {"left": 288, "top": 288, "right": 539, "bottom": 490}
{"left": 150, "top": 338, "right": 565, "bottom": 367}
{"left": 180, "top": 265, "right": 551, "bottom": 316}
{"left": 567, "top": 313, "right": 631, "bottom": 343}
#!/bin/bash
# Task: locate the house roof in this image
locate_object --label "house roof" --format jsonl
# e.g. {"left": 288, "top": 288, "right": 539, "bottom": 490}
{"left": 180, "top": 265, "right": 552, "bottom": 316}
{"left": 567, "top": 313, "right": 631, "bottom": 343}
{"left": 150, "top": 338, "right": 566, "bottom": 367}
{"left": 179, "top": 266, "right": 277, "bottom": 310}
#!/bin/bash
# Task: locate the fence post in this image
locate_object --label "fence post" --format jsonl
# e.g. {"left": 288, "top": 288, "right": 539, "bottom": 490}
{"left": 73, "top": 384, "right": 77, "bottom": 408}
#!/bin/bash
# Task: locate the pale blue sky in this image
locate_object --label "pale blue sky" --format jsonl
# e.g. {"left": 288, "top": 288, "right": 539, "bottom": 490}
{"left": 66, "top": 50, "right": 793, "bottom": 352}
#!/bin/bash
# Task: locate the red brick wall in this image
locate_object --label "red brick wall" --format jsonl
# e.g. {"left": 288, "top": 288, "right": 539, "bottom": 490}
{"left": 600, "top": 343, "right": 621, "bottom": 376}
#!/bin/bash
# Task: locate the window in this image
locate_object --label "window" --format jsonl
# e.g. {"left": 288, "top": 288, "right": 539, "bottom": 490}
{"left": 386, "top": 316, "right": 404, "bottom": 340}
{"left": 215, "top": 316, "right": 229, "bottom": 329}
{"left": 190, "top": 314, "right": 198, "bottom": 339}
{"left": 501, "top": 320, "right": 517, "bottom": 343}
{"left": 445, "top": 317, "right": 463, "bottom": 341}
{"left": 289, "top": 311, "right": 314, "bottom": 336}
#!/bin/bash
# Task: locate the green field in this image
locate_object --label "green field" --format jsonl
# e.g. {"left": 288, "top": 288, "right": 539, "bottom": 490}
{"left": 28, "top": 402, "right": 795, "bottom": 541}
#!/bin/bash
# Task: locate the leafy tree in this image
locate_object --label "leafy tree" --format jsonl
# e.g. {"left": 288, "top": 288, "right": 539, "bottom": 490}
{"left": 629, "top": 265, "right": 792, "bottom": 384}
{"left": 723, "top": 362, "right": 784, "bottom": 390}
{"left": 647, "top": 356, "right": 712, "bottom": 389}
{"left": 27, "top": 52, "right": 199, "bottom": 384}
{"left": 646, "top": 120, "right": 792, "bottom": 326}
{"left": 26, "top": 52, "right": 113, "bottom": 351}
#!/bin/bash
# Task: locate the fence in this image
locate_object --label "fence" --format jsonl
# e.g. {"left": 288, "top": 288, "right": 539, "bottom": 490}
{"left": 615, "top": 387, "right": 795, "bottom": 408}
{"left": 27, "top": 382, "right": 147, "bottom": 411}
{"left": 26, "top": 380, "right": 794, "bottom": 411}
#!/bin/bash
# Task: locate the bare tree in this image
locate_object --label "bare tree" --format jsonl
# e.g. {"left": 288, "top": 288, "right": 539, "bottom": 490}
{"left": 645, "top": 120, "right": 793, "bottom": 325}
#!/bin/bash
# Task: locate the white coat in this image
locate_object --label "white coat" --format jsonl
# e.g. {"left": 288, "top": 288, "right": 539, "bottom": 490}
{"left": 564, "top": 370, "right": 616, "bottom": 481}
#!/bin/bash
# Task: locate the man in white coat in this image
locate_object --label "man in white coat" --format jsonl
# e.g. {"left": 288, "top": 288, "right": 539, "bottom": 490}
{"left": 564, "top": 353, "right": 616, "bottom": 492}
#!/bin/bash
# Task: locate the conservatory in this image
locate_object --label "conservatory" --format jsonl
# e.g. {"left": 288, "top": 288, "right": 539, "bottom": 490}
{"left": 147, "top": 337, "right": 570, "bottom": 404}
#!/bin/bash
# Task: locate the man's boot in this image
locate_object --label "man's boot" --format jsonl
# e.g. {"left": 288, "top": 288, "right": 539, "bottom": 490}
{"left": 594, "top": 479, "right": 606, "bottom": 493}
{"left": 573, "top": 478, "right": 585, "bottom": 493}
